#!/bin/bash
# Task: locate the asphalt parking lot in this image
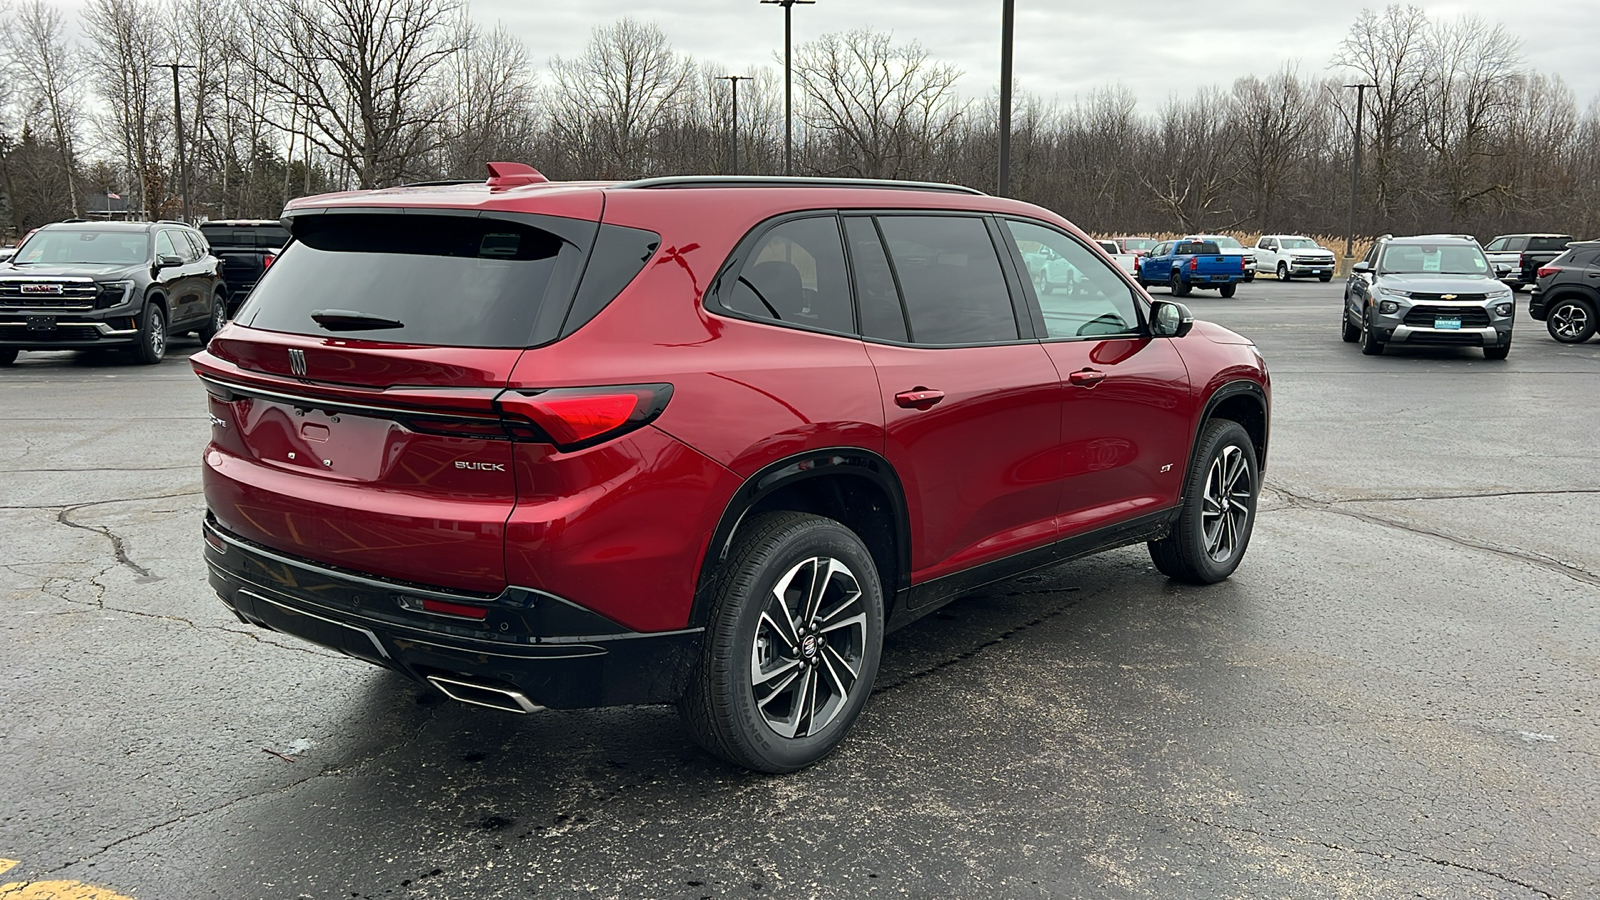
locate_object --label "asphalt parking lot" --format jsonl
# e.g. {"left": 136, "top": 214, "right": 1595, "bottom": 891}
{"left": 3, "top": 280, "right": 1597, "bottom": 899}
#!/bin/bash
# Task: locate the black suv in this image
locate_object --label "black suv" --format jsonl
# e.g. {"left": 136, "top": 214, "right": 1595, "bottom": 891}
{"left": 0, "top": 220, "right": 227, "bottom": 365}
{"left": 1530, "top": 240, "right": 1600, "bottom": 343}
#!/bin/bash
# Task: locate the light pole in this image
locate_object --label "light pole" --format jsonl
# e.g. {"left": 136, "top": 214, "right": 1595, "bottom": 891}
{"left": 155, "top": 61, "right": 196, "bottom": 222}
{"left": 760, "top": 0, "right": 814, "bottom": 176}
{"left": 998, "top": 0, "right": 1015, "bottom": 197}
{"left": 1342, "top": 82, "right": 1374, "bottom": 267}
{"left": 718, "top": 75, "right": 754, "bottom": 174}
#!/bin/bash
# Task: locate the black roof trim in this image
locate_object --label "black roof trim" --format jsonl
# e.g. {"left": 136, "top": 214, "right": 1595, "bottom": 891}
{"left": 618, "top": 175, "right": 985, "bottom": 196}
{"left": 396, "top": 178, "right": 484, "bottom": 188}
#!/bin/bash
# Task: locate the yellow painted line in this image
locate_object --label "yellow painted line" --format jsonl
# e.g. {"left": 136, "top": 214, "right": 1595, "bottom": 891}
{"left": 0, "top": 858, "right": 136, "bottom": 900}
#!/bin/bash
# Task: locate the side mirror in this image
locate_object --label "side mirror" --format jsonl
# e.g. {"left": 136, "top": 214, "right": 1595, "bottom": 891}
{"left": 1351, "top": 261, "right": 1372, "bottom": 274}
{"left": 157, "top": 255, "right": 184, "bottom": 269}
{"left": 1149, "top": 300, "right": 1193, "bottom": 338}
{"left": 1494, "top": 263, "right": 1513, "bottom": 277}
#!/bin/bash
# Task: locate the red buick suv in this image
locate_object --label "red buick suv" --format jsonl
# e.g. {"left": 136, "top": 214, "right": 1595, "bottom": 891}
{"left": 195, "top": 164, "right": 1269, "bottom": 772}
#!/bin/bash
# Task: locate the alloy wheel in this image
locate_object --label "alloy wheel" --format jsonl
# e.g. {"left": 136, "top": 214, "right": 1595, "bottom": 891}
{"left": 750, "top": 556, "right": 867, "bottom": 739}
{"left": 148, "top": 309, "right": 165, "bottom": 358}
{"left": 1200, "top": 445, "right": 1252, "bottom": 563}
{"left": 1550, "top": 302, "right": 1590, "bottom": 341}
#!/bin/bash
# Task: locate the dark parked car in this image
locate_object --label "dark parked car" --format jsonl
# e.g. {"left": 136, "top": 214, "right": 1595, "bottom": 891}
{"left": 199, "top": 219, "right": 288, "bottom": 314}
{"left": 1341, "top": 234, "right": 1514, "bottom": 359}
{"left": 1483, "top": 233, "right": 1573, "bottom": 291}
{"left": 194, "top": 165, "right": 1270, "bottom": 772}
{"left": 0, "top": 220, "right": 227, "bottom": 365}
{"left": 1529, "top": 240, "right": 1600, "bottom": 343}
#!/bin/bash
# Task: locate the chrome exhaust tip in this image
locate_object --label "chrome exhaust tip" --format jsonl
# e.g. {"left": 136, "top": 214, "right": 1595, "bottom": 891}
{"left": 426, "top": 674, "right": 544, "bottom": 714}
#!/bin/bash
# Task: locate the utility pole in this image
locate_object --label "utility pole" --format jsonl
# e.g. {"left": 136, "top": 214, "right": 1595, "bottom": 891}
{"left": 156, "top": 61, "right": 196, "bottom": 222}
{"left": 998, "top": 0, "right": 1015, "bottom": 197}
{"left": 761, "top": 0, "right": 814, "bottom": 176}
{"left": 718, "top": 75, "right": 754, "bottom": 174}
{"left": 1343, "top": 82, "right": 1374, "bottom": 267}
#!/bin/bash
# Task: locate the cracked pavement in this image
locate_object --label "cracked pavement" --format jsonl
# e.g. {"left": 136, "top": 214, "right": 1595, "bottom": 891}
{"left": 2, "top": 287, "right": 1598, "bottom": 899}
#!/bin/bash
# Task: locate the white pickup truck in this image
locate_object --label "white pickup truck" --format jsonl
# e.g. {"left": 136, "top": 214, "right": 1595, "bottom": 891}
{"left": 1096, "top": 239, "right": 1139, "bottom": 277}
{"left": 1253, "top": 235, "right": 1337, "bottom": 282}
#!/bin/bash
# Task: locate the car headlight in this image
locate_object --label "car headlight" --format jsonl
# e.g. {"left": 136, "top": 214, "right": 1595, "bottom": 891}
{"left": 94, "top": 280, "right": 134, "bottom": 309}
{"left": 1377, "top": 286, "right": 1411, "bottom": 299}
{"left": 1379, "top": 300, "right": 1401, "bottom": 314}
{"left": 1493, "top": 301, "right": 1513, "bottom": 317}
{"left": 1487, "top": 287, "right": 1512, "bottom": 299}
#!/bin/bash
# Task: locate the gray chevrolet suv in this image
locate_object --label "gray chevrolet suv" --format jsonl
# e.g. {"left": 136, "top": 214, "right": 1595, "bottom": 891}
{"left": 1341, "top": 235, "right": 1514, "bottom": 359}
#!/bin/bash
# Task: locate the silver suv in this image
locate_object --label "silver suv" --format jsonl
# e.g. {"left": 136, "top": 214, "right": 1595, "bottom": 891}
{"left": 1341, "top": 235, "right": 1514, "bottom": 360}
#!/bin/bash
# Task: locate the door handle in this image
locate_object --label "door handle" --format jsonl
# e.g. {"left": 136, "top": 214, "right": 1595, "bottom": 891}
{"left": 894, "top": 388, "right": 945, "bottom": 410}
{"left": 1069, "top": 368, "right": 1107, "bottom": 387}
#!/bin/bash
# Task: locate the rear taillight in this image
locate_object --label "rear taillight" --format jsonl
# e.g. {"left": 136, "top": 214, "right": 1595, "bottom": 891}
{"left": 1239, "top": 256, "right": 1247, "bottom": 270}
{"left": 1188, "top": 258, "right": 1198, "bottom": 272}
{"left": 496, "top": 384, "right": 673, "bottom": 452}
{"left": 262, "top": 252, "right": 276, "bottom": 270}
{"left": 1537, "top": 265, "right": 1561, "bottom": 278}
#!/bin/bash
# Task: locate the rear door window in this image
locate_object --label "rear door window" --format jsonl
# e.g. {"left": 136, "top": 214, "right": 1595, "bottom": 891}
{"left": 843, "top": 217, "right": 908, "bottom": 343}
{"left": 1528, "top": 236, "right": 1572, "bottom": 252}
{"left": 875, "top": 215, "right": 1019, "bottom": 345}
{"left": 237, "top": 214, "right": 588, "bottom": 348}
{"left": 1004, "top": 219, "right": 1141, "bottom": 339}
{"left": 723, "top": 216, "right": 854, "bottom": 334}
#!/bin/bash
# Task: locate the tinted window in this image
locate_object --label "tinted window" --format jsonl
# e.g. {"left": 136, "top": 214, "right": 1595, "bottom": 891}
{"left": 1507, "top": 237, "right": 1529, "bottom": 252}
{"left": 1005, "top": 219, "right": 1140, "bottom": 339}
{"left": 1565, "top": 246, "right": 1600, "bottom": 267}
{"left": 155, "top": 232, "right": 179, "bottom": 260}
{"left": 725, "top": 217, "right": 853, "bottom": 334}
{"left": 1528, "top": 236, "right": 1572, "bottom": 252}
{"left": 1120, "top": 239, "right": 1155, "bottom": 252}
{"left": 201, "top": 225, "right": 290, "bottom": 248}
{"left": 1176, "top": 241, "right": 1220, "bottom": 255}
{"left": 238, "top": 214, "right": 586, "bottom": 348}
{"left": 180, "top": 231, "right": 204, "bottom": 262}
{"left": 876, "top": 215, "right": 1018, "bottom": 344}
{"left": 843, "top": 217, "right": 907, "bottom": 342}
{"left": 561, "top": 223, "right": 660, "bottom": 337}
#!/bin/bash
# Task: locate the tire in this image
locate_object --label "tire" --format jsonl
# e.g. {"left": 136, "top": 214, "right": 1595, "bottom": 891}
{"left": 678, "top": 511, "right": 884, "bottom": 773}
{"left": 1546, "top": 298, "right": 1596, "bottom": 344}
{"left": 1170, "top": 272, "right": 1191, "bottom": 297}
{"left": 197, "top": 292, "right": 228, "bottom": 343}
{"left": 1341, "top": 303, "right": 1359, "bottom": 342}
{"left": 1149, "top": 419, "right": 1260, "bottom": 584}
{"left": 1136, "top": 272, "right": 1149, "bottom": 289}
{"left": 133, "top": 303, "right": 167, "bottom": 365}
{"left": 1319, "top": 274, "right": 1332, "bottom": 283}
{"left": 1219, "top": 283, "right": 1238, "bottom": 299}
{"left": 0, "top": 348, "right": 17, "bottom": 366}
{"left": 1277, "top": 262, "right": 1290, "bottom": 282}
{"left": 1483, "top": 342, "right": 1510, "bottom": 360}
{"left": 1359, "top": 308, "right": 1384, "bottom": 356}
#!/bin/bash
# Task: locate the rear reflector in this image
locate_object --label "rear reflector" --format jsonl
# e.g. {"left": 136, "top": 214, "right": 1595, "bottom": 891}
{"left": 496, "top": 384, "right": 673, "bottom": 451}
{"left": 420, "top": 598, "right": 489, "bottom": 620}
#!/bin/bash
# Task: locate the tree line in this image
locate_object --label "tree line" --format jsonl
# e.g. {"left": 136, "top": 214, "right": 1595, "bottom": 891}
{"left": 0, "top": 0, "right": 1594, "bottom": 243}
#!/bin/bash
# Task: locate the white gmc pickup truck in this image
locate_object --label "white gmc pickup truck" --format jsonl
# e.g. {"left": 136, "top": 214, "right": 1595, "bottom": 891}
{"left": 1254, "top": 235, "right": 1337, "bottom": 281}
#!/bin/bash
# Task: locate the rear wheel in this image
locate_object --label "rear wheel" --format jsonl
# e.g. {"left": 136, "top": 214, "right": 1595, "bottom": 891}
{"left": 197, "top": 291, "right": 227, "bottom": 343}
{"left": 1170, "top": 272, "right": 1191, "bottom": 297}
{"left": 1359, "top": 308, "right": 1385, "bottom": 356}
{"left": 1277, "top": 262, "right": 1290, "bottom": 281}
{"left": 1219, "top": 283, "right": 1238, "bottom": 299}
{"left": 0, "top": 348, "right": 17, "bottom": 366}
{"left": 1149, "top": 419, "right": 1259, "bottom": 584}
{"left": 1547, "top": 298, "right": 1595, "bottom": 343}
{"left": 678, "top": 511, "right": 884, "bottom": 773}
{"left": 133, "top": 303, "right": 166, "bottom": 365}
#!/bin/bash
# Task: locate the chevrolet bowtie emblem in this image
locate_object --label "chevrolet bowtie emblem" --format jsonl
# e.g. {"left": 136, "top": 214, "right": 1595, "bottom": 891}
{"left": 1441, "top": 294, "right": 1457, "bottom": 300}
{"left": 288, "top": 347, "right": 307, "bottom": 376}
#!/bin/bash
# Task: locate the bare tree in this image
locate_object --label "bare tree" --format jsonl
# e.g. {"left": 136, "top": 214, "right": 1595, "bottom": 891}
{"left": 435, "top": 19, "right": 539, "bottom": 178}
{"left": 1333, "top": 4, "right": 1432, "bottom": 226}
{"left": 793, "top": 29, "right": 964, "bottom": 179}
{"left": 5, "top": 0, "right": 82, "bottom": 215}
{"left": 1229, "top": 67, "right": 1324, "bottom": 225}
{"left": 1419, "top": 14, "right": 1522, "bottom": 224}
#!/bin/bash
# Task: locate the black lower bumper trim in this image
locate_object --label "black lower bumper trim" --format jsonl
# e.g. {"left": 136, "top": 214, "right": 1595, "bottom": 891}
{"left": 204, "top": 516, "right": 700, "bottom": 708}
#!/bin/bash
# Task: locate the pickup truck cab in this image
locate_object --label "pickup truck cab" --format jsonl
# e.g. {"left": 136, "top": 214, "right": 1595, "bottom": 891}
{"left": 1484, "top": 234, "right": 1573, "bottom": 292}
{"left": 1137, "top": 239, "right": 1249, "bottom": 298}
{"left": 200, "top": 220, "right": 289, "bottom": 314}
{"left": 1254, "top": 235, "right": 1336, "bottom": 282}
{"left": 1096, "top": 239, "right": 1139, "bottom": 276}
{"left": 1188, "top": 234, "right": 1256, "bottom": 282}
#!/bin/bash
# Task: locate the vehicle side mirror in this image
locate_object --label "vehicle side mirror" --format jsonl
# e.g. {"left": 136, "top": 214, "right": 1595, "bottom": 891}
{"left": 157, "top": 255, "right": 183, "bottom": 269}
{"left": 1351, "top": 261, "right": 1371, "bottom": 274}
{"left": 1149, "top": 300, "right": 1193, "bottom": 338}
{"left": 1494, "top": 263, "right": 1512, "bottom": 277}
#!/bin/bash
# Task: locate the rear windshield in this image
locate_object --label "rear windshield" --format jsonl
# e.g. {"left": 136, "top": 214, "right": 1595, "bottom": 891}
{"left": 200, "top": 224, "right": 289, "bottom": 248}
{"left": 237, "top": 215, "right": 587, "bottom": 348}
{"left": 1527, "top": 236, "right": 1572, "bottom": 252}
{"left": 1119, "top": 239, "right": 1155, "bottom": 251}
{"left": 1176, "top": 241, "right": 1221, "bottom": 255}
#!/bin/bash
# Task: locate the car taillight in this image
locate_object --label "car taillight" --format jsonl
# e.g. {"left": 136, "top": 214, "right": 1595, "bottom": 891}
{"left": 1188, "top": 258, "right": 1198, "bottom": 271}
{"left": 1537, "top": 265, "right": 1560, "bottom": 278}
{"left": 496, "top": 384, "right": 673, "bottom": 451}
{"left": 1239, "top": 256, "right": 1247, "bottom": 270}
{"left": 262, "top": 252, "right": 276, "bottom": 270}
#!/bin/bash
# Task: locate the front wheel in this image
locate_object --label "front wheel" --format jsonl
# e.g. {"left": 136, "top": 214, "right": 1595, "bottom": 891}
{"left": 1219, "top": 283, "right": 1238, "bottom": 299}
{"left": 1359, "top": 308, "right": 1385, "bottom": 356}
{"left": 1277, "top": 262, "right": 1290, "bottom": 281}
{"left": 1319, "top": 274, "right": 1333, "bottom": 283}
{"left": 132, "top": 303, "right": 166, "bottom": 365}
{"left": 1341, "top": 304, "right": 1359, "bottom": 342}
{"left": 1483, "top": 342, "right": 1510, "bottom": 360}
{"left": 678, "top": 511, "right": 884, "bottom": 773}
{"left": 1547, "top": 298, "right": 1595, "bottom": 343}
{"left": 1149, "top": 419, "right": 1260, "bottom": 584}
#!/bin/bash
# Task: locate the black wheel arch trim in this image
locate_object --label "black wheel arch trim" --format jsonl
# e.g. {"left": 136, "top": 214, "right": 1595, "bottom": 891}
{"left": 1191, "top": 380, "right": 1270, "bottom": 480}
{"left": 691, "top": 446, "right": 913, "bottom": 628}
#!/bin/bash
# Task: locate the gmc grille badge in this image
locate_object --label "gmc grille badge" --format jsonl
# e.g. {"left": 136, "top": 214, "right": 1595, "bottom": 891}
{"left": 288, "top": 348, "right": 307, "bottom": 376}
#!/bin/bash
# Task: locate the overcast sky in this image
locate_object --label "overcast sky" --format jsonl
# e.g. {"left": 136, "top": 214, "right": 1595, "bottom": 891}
{"left": 483, "top": 0, "right": 1599, "bottom": 113}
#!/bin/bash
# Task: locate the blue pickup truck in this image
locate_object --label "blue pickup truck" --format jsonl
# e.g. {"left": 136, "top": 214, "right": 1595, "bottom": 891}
{"left": 1136, "top": 239, "right": 1250, "bottom": 298}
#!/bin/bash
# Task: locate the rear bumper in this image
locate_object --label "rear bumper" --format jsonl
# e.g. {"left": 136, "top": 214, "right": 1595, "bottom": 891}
{"left": 204, "top": 515, "right": 701, "bottom": 709}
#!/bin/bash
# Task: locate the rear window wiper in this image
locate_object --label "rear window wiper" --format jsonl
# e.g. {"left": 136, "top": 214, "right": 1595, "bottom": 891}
{"left": 310, "top": 309, "right": 405, "bottom": 331}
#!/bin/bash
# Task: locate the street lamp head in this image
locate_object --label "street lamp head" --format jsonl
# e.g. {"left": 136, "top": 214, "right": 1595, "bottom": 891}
{"left": 760, "top": 0, "right": 815, "bottom": 5}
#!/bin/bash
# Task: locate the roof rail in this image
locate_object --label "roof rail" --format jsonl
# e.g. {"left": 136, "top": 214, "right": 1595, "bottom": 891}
{"left": 619, "top": 175, "right": 986, "bottom": 196}
{"left": 397, "top": 178, "right": 483, "bottom": 188}
{"left": 155, "top": 219, "right": 187, "bottom": 226}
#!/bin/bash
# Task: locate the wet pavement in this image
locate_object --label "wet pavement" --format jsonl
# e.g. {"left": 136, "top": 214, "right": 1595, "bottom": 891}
{"left": 2, "top": 282, "right": 1597, "bottom": 899}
